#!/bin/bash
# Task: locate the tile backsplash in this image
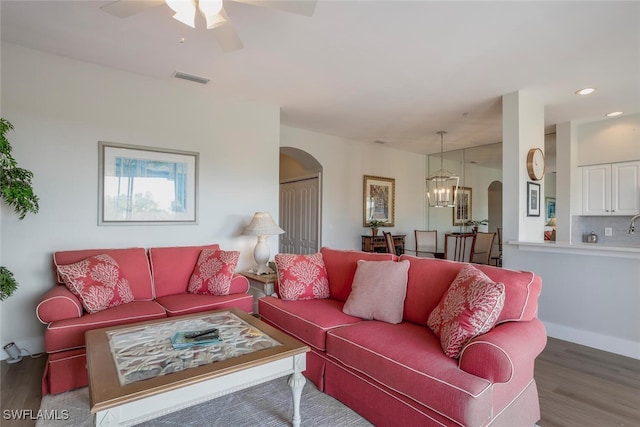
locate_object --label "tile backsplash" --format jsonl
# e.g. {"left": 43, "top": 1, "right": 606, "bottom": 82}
{"left": 572, "top": 215, "right": 640, "bottom": 245}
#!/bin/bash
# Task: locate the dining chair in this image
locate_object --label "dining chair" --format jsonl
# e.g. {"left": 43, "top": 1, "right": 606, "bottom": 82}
{"left": 471, "top": 232, "right": 496, "bottom": 265}
{"left": 383, "top": 231, "right": 397, "bottom": 255}
{"left": 414, "top": 230, "right": 437, "bottom": 258}
{"left": 491, "top": 227, "right": 503, "bottom": 267}
{"left": 444, "top": 233, "right": 476, "bottom": 262}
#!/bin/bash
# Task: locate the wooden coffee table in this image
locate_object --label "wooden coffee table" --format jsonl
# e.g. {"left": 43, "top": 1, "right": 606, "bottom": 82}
{"left": 85, "top": 308, "right": 309, "bottom": 427}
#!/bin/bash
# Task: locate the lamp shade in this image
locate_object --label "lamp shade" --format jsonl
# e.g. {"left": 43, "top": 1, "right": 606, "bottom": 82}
{"left": 244, "top": 212, "right": 284, "bottom": 236}
{"left": 545, "top": 217, "right": 557, "bottom": 227}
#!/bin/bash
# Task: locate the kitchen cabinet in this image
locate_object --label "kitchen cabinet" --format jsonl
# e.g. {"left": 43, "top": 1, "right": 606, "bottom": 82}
{"left": 582, "top": 161, "right": 640, "bottom": 215}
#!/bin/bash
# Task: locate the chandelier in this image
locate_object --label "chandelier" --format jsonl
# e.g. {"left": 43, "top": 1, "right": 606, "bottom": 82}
{"left": 426, "top": 131, "right": 459, "bottom": 208}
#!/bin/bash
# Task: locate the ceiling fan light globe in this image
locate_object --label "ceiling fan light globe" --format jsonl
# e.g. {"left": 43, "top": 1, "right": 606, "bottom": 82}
{"left": 166, "top": 0, "right": 197, "bottom": 28}
{"left": 198, "top": 0, "right": 222, "bottom": 18}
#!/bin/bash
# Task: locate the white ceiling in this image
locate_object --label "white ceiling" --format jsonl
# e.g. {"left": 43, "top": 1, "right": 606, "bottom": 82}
{"left": 1, "top": 1, "right": 639, "bottom": 155}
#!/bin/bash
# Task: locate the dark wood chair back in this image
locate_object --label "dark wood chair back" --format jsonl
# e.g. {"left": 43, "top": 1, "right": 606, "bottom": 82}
{"left": 383, "top": 231, "right": 396, "bottom": 255}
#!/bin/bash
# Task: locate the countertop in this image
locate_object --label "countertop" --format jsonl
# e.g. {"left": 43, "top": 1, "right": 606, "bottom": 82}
{"left": 509, "top": 240, "right": 640, "bottom": 259}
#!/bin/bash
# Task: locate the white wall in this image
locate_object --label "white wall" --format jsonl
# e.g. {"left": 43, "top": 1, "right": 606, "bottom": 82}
{"left": 0, "top": 43, "right": 281, "bottom": 355}
{"left": 280, "top": 126, "right": 426, "bottom": 252}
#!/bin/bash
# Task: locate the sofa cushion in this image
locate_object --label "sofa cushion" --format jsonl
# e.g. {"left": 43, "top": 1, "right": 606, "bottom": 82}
{"left": 320, "top": 247, "right": 396, "bottom": 302}
{"left": 155, "top": 293, "right": 254, "bottom": 316}
{"left": 427, "top": 264, "right": 505, "bottom": 358}
{"left": 44, "top": 300, "right": 166, "bottom": 353}
{"left": 275, "top": 252, "right": 330, "bottom": 301}
{"left": 343, "top": 260, "right": 409, "bottom": 324}
{"left": 399, "top": 254, "right": 541, "bottom": 325}
{"left": 474, "top": 264, "right": 541, "bottom": 323}
{"left": 187, "top": 249, "right": 240, "bottom": 296}
{"left": 326, "top": 321, "right": 493, "bottom": 427}
{"left": 57, "top": 254, "right": 135, "bottom": 314}
{"left": 258, "top": 296, "right": 362, "bottom": 351}
{"left": 36, "top": 285, "right": 83, "bottom": 323}
{"left": 149, "top": 244, "right": 220, "bottom": 298}
{"left": 54, "top": 248, "right": 153, "bottom": 300}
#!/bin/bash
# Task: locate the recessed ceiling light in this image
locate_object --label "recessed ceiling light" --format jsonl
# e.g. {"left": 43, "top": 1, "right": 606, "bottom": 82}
{"left": 606, "top": 111, "right": 623, "bottom": 117}
{"left": 575, "top": 88, "right": 596, "bottom": 95}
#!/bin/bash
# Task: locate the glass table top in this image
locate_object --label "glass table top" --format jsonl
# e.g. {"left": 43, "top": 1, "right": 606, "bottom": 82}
{"left": 106, "top": 310, "right": 281, "bottom": 386}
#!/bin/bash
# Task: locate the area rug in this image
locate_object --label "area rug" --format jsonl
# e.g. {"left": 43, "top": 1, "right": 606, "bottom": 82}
{"left": 37, "top": 378, "right": 372, "bottom": 427}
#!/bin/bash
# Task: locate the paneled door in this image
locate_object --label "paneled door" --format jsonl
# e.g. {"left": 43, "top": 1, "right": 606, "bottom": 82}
{"left": 279, "top": 175, "right": 320, "bottom": 254}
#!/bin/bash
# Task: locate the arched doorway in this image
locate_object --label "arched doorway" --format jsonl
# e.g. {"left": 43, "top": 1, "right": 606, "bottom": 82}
{"left": 279, "top": 147, "right": 323, "bottom": 254}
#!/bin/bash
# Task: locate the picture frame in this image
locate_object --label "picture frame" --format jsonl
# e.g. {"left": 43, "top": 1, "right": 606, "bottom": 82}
{"left": 453, "top": 186, "right": 472, "bottom": 225}
{"left": 546, "top": 197, "right": 556, "bottom": 221}
{"left": 527, "top": 182, "right": 541, "bottom": 217}
{"left": 99, "top": 142, "right": 199, "bottom": 224}
{"left": 363, "top": 175, "right": 395, "bottom": 227}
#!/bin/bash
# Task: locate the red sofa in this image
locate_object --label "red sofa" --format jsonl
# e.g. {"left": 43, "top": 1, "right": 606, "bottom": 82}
{"left": 36, "top": 244, "right": 253, "bottom": 395}
{"left": 259, "top": 247, "right": 546, "bottom": 427}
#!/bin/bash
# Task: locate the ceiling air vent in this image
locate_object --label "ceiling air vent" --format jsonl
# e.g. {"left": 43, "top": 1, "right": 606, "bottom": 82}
{"left": 173, "top": 71, "right": 210, "bottom": 85}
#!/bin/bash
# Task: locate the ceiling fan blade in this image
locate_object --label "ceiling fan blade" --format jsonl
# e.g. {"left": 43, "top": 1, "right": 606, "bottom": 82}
{"left": 211, "top": 10, "right": 244, "bottom": 52}
{"left": 100, "top": 0, "right": 166, "bottom": 18}
{"left": 232, "top": 0, "right": 317, "bottom": 16}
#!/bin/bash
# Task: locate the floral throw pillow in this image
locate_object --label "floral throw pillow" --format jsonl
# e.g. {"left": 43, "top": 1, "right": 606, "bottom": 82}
{"left": 427, "top": 264, "right": 505, "bottom": 358}
{"left": 188, "top": 249, "right": 240, "bottom": 296}
{"left": 275, "top": 253, "right": 330, "bottom": 301}
{"left": 57, "top": 254, "right": 134, "bottom": 314}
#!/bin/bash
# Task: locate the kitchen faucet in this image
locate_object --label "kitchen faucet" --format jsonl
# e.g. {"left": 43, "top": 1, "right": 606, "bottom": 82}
{"left": 629, "top": 214, "right": 640, "bottom": 234}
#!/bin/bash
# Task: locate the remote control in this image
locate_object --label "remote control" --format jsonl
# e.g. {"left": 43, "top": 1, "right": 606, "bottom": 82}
{"left": 184, "top": 328, "right": 219, "bottom": 339}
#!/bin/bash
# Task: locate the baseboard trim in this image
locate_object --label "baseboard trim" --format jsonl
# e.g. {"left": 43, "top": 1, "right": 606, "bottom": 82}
{"left": 543, "top": 321, "right": 640, "bottom": 360}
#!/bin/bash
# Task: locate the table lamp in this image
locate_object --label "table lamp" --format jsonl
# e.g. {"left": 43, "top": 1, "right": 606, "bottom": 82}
{"left": 244, "top": 212, "right": 284, "bottom": 275}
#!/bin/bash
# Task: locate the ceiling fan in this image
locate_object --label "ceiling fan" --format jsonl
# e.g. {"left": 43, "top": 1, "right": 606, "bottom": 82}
{"left": 100, "top": 0, "right": 317, "bottom": 52}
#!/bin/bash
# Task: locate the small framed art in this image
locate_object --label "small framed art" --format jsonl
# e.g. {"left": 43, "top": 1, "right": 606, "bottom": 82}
{"left": 453, "top": 186, "right": 472, "bottom": 225}
{"left": 527, "top": 182, "right": 541, "bottom": 217}
{"left": 363, "top": 175, "right": 395, "bottom": 227}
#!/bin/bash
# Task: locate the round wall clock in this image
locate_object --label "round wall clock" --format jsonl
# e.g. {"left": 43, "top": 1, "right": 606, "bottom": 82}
{"left": 526, "top": 148, "right": 545, "bottom": 181}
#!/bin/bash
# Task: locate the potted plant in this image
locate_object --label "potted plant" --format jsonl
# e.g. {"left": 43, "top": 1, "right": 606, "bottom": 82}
{"left": 0, "top": 118, "right": 39, "bottom": 300}
{"left": 467, "top": 219, "right": 488, "bottom": 234}
{"left": 367, "top": 219, "right": 387, "bottom": 236}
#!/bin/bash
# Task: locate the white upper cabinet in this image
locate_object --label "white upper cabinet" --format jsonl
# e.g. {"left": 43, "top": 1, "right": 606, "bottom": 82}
{"left": 582, "top": 161, "right": 640, "bottom": 216}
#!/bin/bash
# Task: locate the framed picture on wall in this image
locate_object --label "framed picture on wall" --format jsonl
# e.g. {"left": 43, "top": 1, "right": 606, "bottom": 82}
{"left": 453, "top": 186, "right": 472, "bottom": 225}
{"left": 363, "top": 175, "right": 395, "bottom": 227}
{"left": 546, "top": 197, "right": 556, "bottom": 221}
{"left": 527, "top": 182, "right": 541, "bottom": 217}
{"left": 99, "top": 142, "right": 199, "bottom": 224}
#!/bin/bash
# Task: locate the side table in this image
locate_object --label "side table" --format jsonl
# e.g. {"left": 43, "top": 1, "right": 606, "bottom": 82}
{"left": 240, "top": 271, "right": 277, "bottom": 315}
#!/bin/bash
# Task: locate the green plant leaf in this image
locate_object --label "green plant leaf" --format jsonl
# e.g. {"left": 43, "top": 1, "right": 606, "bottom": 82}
{"left": 0, "top": 266, "right": 18, "bottom": 301}
{"left": 0, "top": 118, "right": 39, "bottom": 220}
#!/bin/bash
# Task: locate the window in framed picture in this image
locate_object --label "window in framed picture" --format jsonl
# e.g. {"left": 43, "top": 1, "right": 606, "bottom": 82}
{"left": 363, "top": 175, "right": 395, "bottom": 227}
{"left": 99, "top": 142, "right": 199, "bottom": 224}
{"left": 453, "top": 186, "right": 472, "bottom": 225}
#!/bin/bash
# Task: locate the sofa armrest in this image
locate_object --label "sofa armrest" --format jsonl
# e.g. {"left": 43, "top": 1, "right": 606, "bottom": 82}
{"left": 458, "top": 318, "right": 547, "bottom": 383}
{"left": 36, "top": 285, "right": 83, "bottom": 324}
{"left": 229, "top": 273, "right": 250, "bottom": 295}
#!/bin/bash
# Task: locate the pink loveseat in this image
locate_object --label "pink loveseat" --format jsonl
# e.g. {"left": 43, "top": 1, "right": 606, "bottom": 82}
{"left": 36, "top": 244, "right": 253, "bottom": 395}
{"left": 259, "top": 247, "right": 546, "bottom": 427}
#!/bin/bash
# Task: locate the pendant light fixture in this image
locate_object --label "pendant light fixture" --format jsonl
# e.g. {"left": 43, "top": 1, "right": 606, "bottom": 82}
{"left": 426, "top": 131, "right": 459, "bottom": 208}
